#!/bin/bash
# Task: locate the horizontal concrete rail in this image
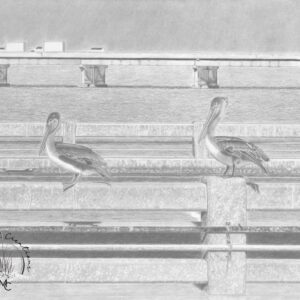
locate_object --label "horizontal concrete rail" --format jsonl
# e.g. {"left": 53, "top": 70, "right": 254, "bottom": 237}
{"left": 247, "top": 181, "right": 300, "bottom": 226}
{"left": 0, "top": 180, "right": 205, "bottom": 227}
{"left": 0, "top": 175, "right": 300, "bottom": 226}
{"left": 0, "top": 122, "right": 299, "bottom": 159}
{"left": 246, "top": 283, "right": 300, "bottom": 298}
{"left": 0, "top": 210, "right": 202, "bottom": 227}
{"left": 2, "top": 52, "right": 300, "bottom": 88}
{"left": 13, "top": 244, "right": 300, "bottom": 252}
{"left": 0, "top": 158, "right": 298, "bottom": 178}
{"left": 0, "top": 283, "right": 207, "bottom": 300}
{"left": 2, "top": 283, "right": 300, "bottom": 299}
{"left": 1, "top": 225, "right": 299, "bottom": 233}
{"left": 1, "top": 52, "right": 300, "bottom": 67}
{"left": 15, "top": 258, "right": 207, "bottom": 283}
{"left": 9, "top": 258, "right": 300, "bottom": 284}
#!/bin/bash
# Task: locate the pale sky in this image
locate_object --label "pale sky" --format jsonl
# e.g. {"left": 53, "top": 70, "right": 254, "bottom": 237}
{"left": 0, "top": 0, "right": 299, "bottom": 53}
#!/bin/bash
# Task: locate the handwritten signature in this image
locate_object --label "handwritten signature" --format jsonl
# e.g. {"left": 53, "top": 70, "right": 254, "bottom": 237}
{"left": 0, "top": 232, "right": 30, "bottom": 291}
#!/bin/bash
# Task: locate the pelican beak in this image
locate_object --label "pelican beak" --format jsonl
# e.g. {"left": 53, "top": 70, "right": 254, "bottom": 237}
{"left": 198, "top": 108, "right": 217, "bottom": 143}
{"left": 39, "top": 125, "right": 50, "bottom": 156}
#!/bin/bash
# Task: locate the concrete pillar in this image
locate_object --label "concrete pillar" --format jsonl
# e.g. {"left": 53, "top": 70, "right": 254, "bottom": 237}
{"left": 80, "top": 65, "right": 107, "bottom": 87}
{"left": 205, "top": 177, "right": 247, "bottom": 295}
{"left": 0, "top": 64, "right": 10, "bottom": 86}
{"left": 63, "top": 121, "right": 77, "bottom": 144}
{"left": 193, "top": 66, "right": 219, "bottom": 88}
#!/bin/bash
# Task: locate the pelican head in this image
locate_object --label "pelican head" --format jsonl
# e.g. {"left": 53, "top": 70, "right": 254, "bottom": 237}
{"left": 198, "top": 97, "right": 228, "bottom": 143}
{"left": 39, "top": 112, "right": 61, "bottom": 155}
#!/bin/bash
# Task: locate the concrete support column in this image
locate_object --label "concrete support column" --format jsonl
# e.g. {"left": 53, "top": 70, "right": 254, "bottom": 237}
{"left": 193, "top": 66, "right": 219, "bottom": 88}
{"left": 63, "top": 121, "right": 77, "bottom": 144}
{"left": 0, "top": 64, "right": 10, "bottom": 86}
{"left": 205, "top": 177, "right": 247, "bottom": 295}
{"left": 80, "top": 65, "right": 108, "bottom": 87}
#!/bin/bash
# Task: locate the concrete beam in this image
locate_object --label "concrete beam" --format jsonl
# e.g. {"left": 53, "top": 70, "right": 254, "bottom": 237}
{"left": 0, "top": 283, "right": 207, "bottom": 300}
{"left": 14, "top": 258, "right": 207, "bottom": 283}
{"left": 247, "top": 259, "right": 300, "bottom": 282}
{"left": 0, "top": 181, "right": 206, "bottom": 210}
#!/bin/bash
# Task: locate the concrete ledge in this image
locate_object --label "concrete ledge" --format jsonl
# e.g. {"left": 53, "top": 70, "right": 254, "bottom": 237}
{"left": 15, "top": 258, "right": 207, "bottom": 283}
{"left": 247, "top": 210, "right": 300, "bottom": 226}
{"left": 0, "top": 123, "right": 299, "bottom": 159}
{"left": 247, "top": 183, "right": 300, "bottom": 209}
{"left": 0, "top": 122, "right": 298, "bottom": 137}
{"left": 0, "top": 182, "right": 206, "bottom": 210}
{"left": 0, "top": 158, "right": 299, "bottom": 177}
{"left": 247, "top": 259, "right": 300, "bottom": 282}
{"left": 246, "top": 283, "right": 300, "bottom": 297}
{"left": 0, "top": 283, "right": 207, "bottom": 300}
{"left": 0, "top": 210, "right": 202, "bottom": 227}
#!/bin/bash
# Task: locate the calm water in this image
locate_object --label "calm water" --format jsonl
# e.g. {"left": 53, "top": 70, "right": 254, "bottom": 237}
{"left": 1, "top": 86, "right": 300, "bottom": 123}
{"left": 0, "top": 65, "right": 299, "bottom": 123}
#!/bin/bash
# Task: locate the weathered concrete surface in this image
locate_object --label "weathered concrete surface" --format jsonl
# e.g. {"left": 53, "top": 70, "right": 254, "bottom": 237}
{"left": 247, "top": 210, "right": 300, "bottom": 226}
{"left": 4, "top": 282, "right": 300, "bottom": 299}
{"left": 75, "top": 182, "right": 206, "bottom": 209}
{"left": 15, "top": 258, "right": 207, "bottom": 282}
{"left": 247, "top": 183, "right": 299, "bottom": 209}
{"left": 246, "top": 283, "right": 300, "bottom": 298}
{"left": 205, "top": 177, "right": 247, "bottom": 295}
{"left": 0, "top": 182, "right": 206, "bottom": 210}
{"left": 0, "top": 158, "right": 299, "bottom": 178}
{"left": 0, "top": 283, "right": 208, "bottom": 300}
{"left": 247, "top": 259, "right": 300, "bottom": 282}
{"left": 0, "top": 122, "right": 299, "bottom": 138}
{"left": 0, "top": 210, "right": 202, "bottom": 227}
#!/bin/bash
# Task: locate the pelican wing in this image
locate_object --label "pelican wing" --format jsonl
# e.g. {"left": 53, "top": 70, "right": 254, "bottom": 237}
{"left": 215, "top": 136, "right": 269, "bottom": 174}
{"left": 56, "top": 142, "right": 109, "bottom": 171}
{"left": 215, "top": 136, "right": 270, "bottom": 162}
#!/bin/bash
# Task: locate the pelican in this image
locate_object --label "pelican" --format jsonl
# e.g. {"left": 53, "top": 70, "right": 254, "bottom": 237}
{"left": 39, "top": 112, "right": 110, "bottom": 191}
{"left": 198, "top": 97, "right": 269, "bottom": 191}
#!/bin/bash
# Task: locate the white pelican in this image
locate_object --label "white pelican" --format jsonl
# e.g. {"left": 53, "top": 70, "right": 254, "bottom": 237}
{"left": 39, "top": 112, "right": 110, "bottom": 191}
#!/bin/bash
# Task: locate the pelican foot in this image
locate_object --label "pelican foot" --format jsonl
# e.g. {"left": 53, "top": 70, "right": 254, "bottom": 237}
{"left": 246, "top": 182, "right": 260, "bottom": 194}
{"left": 62, "top": 173, "right": 81, "bottom": 192}
{"left": 62, "top": 182, "right": 76, "bottom": 192}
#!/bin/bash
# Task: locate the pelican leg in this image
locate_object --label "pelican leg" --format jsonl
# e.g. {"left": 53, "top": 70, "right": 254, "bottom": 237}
{"left": 63, "top": 173, "right": 81, "bottom": 192}
{"left": 231, "top": 163, "right": 236, "bottom": 177}
{"left": 246, "top": 180, "right": 260, "bottom": 194}
{"left": 223, "top": 166, "right": 230, "bottom": 176}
